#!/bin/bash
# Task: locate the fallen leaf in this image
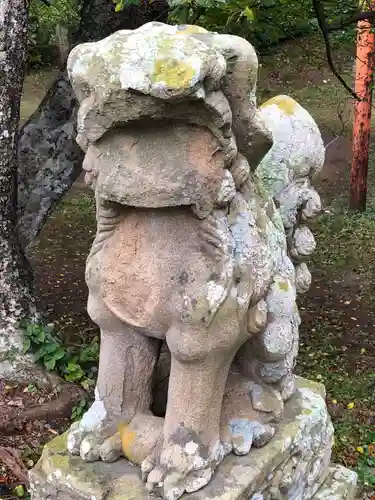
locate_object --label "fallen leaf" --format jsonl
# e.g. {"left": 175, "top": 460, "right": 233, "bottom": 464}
{"left": 8, "top": 399, "right": 23, "bottom": 408}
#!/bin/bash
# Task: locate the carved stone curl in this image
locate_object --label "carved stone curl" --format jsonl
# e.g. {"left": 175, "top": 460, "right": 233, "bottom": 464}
{"left": 66, "top": 22, "right": 325, "bottom": 500}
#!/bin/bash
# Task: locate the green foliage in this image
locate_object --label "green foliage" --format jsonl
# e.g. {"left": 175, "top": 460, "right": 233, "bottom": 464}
{"left": 20, "top": 320, "right": 98, "bottom": 390}
{"left": 174, "top": 0, "right": 317, "bottom": 44}
{"left": 28, "top": 0, "right": 80, "bottom": 66}
{"left": 13, "top": 485, "right": 26, "bottom": 497}
{"left": 325, "top": 0, "right": 357, "bottom": 46}
{"left": 71, "top": 396, "right": 90, "bottom": 421}
{"left": 356, "top": 432, "right": 375, "bottom": 487}
{"left": 29, "top": 0, "right": 360, "bottom": 66}
{"left": 113, "top": 0, "right": 317, "bottom": 45}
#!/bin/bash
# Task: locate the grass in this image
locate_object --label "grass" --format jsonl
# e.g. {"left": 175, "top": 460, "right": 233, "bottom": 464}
{"left": 258, "top": 32, "right": 354, "bottom": 136}
{"left": 296, "top": 209, "right": 375, "bottom": 487}
{"left": 258, "top": 33, "right": 375, "bottom": 491}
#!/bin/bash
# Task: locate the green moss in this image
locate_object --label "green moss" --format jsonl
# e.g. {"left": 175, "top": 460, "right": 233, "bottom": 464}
{"left": 50, "top": 452, "right": 70, "bottom": 470}
{"left": 46, "top": 432, "right": 68, "bottom": 454}
{"left": 302, "top": 408, "right": 313, "bottom": 415}
{"left": 176, "top": 25, "right": 208, "bottom": 35}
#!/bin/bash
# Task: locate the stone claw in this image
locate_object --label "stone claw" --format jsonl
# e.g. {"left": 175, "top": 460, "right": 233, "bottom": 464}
{"left": 146, "top": 466, "right": 166, "bottom": 491}
{"left": 67, "top": 422, "right": 123, "bottom": 463}
{"left": 141, "top": 454, "right": 156, "bottom": 482}
{"left": 226, "top": 419, "right": 276, "bottom": 456}
{"left": 143, "top": 440, "right": 225, "bottom": 500}
{"left": 66, "top": 398, "right": 123, "bottom": 463}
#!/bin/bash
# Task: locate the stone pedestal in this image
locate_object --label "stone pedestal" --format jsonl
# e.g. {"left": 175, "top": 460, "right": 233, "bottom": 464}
{"left": 29, "top": 378, "right": 357, "bottom": 500}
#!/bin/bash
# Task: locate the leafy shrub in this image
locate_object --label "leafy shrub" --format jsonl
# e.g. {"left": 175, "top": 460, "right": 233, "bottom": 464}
{"left": 28, "top": 0, "right": 80, "bottom": 66}
{"left": 21, "top": 320, "right": 98, "bottom": 391}
{"left": 111, "top": 0, "right": 317, "bottom": 45}
{"left": 29, "top": 0, "right": 360, "bottom": 66}
{"left": 168, "top": 0, "right": 316, "bottom": 46}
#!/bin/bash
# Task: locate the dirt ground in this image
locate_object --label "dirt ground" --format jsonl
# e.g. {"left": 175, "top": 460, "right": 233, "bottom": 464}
{"left": 1, "top": 34, "right": 373, "bottom": 498}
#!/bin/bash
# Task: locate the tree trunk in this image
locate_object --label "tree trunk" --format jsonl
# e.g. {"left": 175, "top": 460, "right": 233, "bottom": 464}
{"left": 17, "top": 0, "right": 168, "bottom": 249}
{"left": 350, "top": 10, "right": 375, "bottom": 211}
{"left": 17, "top": 73, "right": 84, "bottom": 249}
{"left": 0, "top": 0, "right": 55, "bottom": 384}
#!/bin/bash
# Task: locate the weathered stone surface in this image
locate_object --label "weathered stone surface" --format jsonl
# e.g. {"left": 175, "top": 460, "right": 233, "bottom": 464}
{"left": 59, "top": 22, "right": 328, "bottom": 500}
{"left": 67, "top": 23, "right": 238, "bottom": 162}
{"left": 256, "top": 94, "right": 324, "bottom": 303}
{"left": 83, "top": 124, "right": 229, "bottom": 217}
{"left": 313, "top": 464, "right": 358, "bottom": 500}
{"left": 30, "top": 378, "right": 357, "bottom": 500}
{"left": 257, "top": 95, "right": 324, "bottom": 219}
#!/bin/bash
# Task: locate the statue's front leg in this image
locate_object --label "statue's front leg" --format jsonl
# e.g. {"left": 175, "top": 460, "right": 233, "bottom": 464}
{"left": 143, "top": 304, "right": 245, "bottom": 500}
{"left": 67, "top": 295, "right": 162, "bottom": 463}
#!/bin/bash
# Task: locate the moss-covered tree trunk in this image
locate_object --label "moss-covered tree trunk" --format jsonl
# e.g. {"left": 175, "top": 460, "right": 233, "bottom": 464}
{"left": 17, "top": 0, "right": 168, "bottom": 249}
{"left": 0, "top": 0, "right": 52, "bottom": 383}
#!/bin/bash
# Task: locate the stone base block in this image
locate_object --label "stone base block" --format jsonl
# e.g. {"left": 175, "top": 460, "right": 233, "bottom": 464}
{"left": 29, "top": 378, "right": 357, "bottom": 500}
{"left": 313, "top": 464, "right": 357, "bottom": 500}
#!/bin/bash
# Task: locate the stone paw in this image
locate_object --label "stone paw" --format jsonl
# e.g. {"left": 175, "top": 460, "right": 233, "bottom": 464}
{"left": 224, "top": 418, "right": 276, "bottom": 456}
{"left": 67, "top": 420, "right": 123, "bottom": 462}
{"left": 221, "top": 369, "right": 279, "bottom": 455}
{"left": 142, "top": 438, "right": 225, "bottom": 500}
{"left": 119, "top": 413, "right": 164, "bottom": 465}
{"left": 67, "top": 403, "right": 164, "bottom": 465}
{"left": 67, "top": 396, "right": 124, "bottom": 462}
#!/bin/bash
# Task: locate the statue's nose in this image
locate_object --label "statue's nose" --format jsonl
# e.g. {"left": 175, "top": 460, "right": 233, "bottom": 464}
{"left": 82, "top": 156, "right": 93, "bottom": 172}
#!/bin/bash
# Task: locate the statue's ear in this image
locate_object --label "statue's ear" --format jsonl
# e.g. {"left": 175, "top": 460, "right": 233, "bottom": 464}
{"left": 193, "top": 33, "right": 273, "bottom": 170}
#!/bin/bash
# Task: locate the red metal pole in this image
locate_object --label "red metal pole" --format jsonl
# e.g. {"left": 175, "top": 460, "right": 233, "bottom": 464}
{"left": 350, "top": 6, "right": 375, "bottom": 211}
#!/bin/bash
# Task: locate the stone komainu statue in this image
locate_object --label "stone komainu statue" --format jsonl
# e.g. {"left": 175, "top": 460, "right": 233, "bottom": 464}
{"left": 66, "top": 22, "right": 325, "bottom": 500}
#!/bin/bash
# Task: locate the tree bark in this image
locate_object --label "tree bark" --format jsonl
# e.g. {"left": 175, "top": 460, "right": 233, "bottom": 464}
{"left": 17, "top": 73, "right": 83, "bottom": 249}
{"left": 350, "top": 11, "right": 375, "bottom": 211}
{"left": 0, "top": 0, "right": 55, "bottom": 383}
{"left": 17, "top": 0, "right": 168, "bottom": 249}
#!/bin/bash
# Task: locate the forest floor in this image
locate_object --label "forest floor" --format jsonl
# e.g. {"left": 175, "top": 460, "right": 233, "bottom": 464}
{"left": 1, "top": 34, "right": 373, "bottom": 498}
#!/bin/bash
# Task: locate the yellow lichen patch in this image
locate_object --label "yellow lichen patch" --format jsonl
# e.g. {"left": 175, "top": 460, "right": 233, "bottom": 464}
{"left": 47, "top": 432, "right": 69, "bottom": 453}
{"left": 302, "top": 408, "right": 313, "bottom": 415}
{"left": 151, "top": 57, "right": 196, "bottom": 89}
{"left": 51, "top": 453, "right": 70, "bottom": 470}
{"left": 260, "top": 95, "right": 298, "bottom": 116}
{"left": 176, "top": 25, "right": 208, "bottom": 35}
{"left": 277, "top": 280, "right": 289, "bottom": 292}
{"left": 118, "top": 422, "right": 137, "bottom": 462}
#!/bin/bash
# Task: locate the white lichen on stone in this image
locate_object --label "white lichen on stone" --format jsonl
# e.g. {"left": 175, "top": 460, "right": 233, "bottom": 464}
{"left": 185, "top": 441, "right": 199, "bottom": 455}
{"left": 216, "top": 170, "right": 236, "bottom": 206}
{"left": 79, "top": 387, "right": 107, "bottom": 432}
{"left": 295, "top": 263, "right": 312, "bottom": 294}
